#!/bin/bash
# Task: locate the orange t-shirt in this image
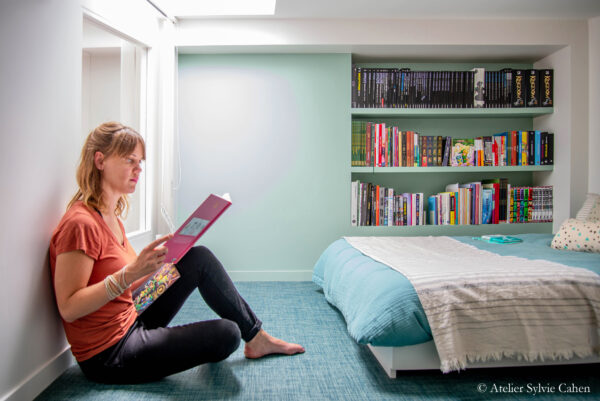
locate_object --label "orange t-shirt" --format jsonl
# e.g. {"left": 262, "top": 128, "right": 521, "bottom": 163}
{"left": 49, "top": 201, "right": 138, "bottom": 362}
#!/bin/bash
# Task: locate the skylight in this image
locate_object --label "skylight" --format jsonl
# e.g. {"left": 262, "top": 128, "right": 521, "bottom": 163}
{"left": 149, "top": 0, "right": 277, "bottom": 18}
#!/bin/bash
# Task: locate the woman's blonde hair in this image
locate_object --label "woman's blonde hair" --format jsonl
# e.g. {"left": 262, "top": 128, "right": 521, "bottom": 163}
{"left": 68, "top": 122, "right": 145, "bottom": 218}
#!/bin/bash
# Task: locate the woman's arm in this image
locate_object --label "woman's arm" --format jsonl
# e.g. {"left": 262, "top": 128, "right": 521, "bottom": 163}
{"left": 54, "top": 250, "right": 111, "bottom": 323}
{"left": 54, "top": 234, "right": 173, "bottom": 323}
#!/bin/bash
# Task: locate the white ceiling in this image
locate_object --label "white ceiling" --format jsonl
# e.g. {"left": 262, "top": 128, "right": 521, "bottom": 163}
{"left": 172, "top": 0, "right": 600, "bottom": 20}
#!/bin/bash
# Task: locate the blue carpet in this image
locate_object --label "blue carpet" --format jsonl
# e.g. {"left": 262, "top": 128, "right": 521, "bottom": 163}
{"left": 37, "top": 282, "right": 599, "bottom": 400}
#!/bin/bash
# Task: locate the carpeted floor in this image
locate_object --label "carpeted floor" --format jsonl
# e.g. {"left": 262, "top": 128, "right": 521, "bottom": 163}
{"left": 37, "top": 282, "right": 599, "bottom": 400}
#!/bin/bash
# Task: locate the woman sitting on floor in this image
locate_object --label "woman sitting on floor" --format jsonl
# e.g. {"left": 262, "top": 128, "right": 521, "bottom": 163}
{"left": 49, "top": 121, "right": 304, "bottom": 384}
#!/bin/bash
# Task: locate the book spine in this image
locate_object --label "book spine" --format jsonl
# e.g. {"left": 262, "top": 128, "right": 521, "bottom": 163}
{"left": 548, "top": 133, "right": 554, "bottom": 165}
{"left": 375, "top": 185, "right": 380, "bottom": 226}
{"left": 402, "top": 194, "right": 408, "bottom": 226}
{"left": 528, "top": 131, "right": 535, "bottom": 165}
{"left": 483, "top": 136, "right": 493, "bottom": 166}
{"left": 472, "top": 67, "right": 485, "bottom": 108}
{"left": 352, "top": 65, "right": 357, "bottom": 108}
{"left": 414, "top": 193, "right": 420, "bottom": 225}
{"left": 414, "top": 132, "right": 419, "bottom": 167}
{"left": 541, "top": 131, "right": 547, "bottom": 165}
{"left": 351, "top": 180, "right": 358, "bottom": 226}
{"left": 368, "top": 183, "right": 374, "bottom": 226}
{"left": 428, "top": 195, "right": 436, "bottom": 225}
{"left": 512, "top": 69, "right": 525, "bottom": 107}
{"left": 387, "top": 188, "right": 394, "bottom": 226}
{"left": 541, "top": 69, "right": 553, "bottom": 107}
{"left": 520, "top": 130, "right": 528, "bottom": 165}
{"left": 442, "top": 136, "right": 451, "bottom": 166}
{"left": 534, "top": 130, "right": 541, "bottom": 165}
{"left": 526, "top": 69, "right": 540, "bottom": 107}
{"left": 365, "top": 122, "right": 372, "bottom": 166}
{"left": 404, "top": 130, "right": 409, "bottom": 166}
{"left": 503, "top": 68, "right": 512, "bottom": 108}
{"left": 510, "top": 130, "right": 517, "bottom": 166}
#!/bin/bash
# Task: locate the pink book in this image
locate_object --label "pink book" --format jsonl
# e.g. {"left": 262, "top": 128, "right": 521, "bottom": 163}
{"left": 132, "top": 193, "right": 232, "bottom": 313}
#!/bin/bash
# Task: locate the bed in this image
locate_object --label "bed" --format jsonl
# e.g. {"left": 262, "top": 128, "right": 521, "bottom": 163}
{"left": 312, "top": 234, "right": 600, "bottom": 378}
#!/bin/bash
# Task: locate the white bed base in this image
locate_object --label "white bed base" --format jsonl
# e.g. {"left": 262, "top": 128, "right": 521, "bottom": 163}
{"left": 368, "top": 342, "right": 600, "bottom": 378}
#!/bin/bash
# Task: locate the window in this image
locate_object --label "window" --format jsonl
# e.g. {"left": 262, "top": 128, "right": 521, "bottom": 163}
{"left": 82, "top": 17, "right": 149, "bottom": 235}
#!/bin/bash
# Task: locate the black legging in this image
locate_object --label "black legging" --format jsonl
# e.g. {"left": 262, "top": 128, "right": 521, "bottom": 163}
{"left": 78, "top": 246, "right": 262, "bottom": 383}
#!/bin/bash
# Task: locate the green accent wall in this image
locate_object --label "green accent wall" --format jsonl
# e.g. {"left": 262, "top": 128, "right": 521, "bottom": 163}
{"left": 177, "top": 54, "right": 351, "bottom": 275}
{"left": 177, "top": 54, "right": 551, "bottom": 278}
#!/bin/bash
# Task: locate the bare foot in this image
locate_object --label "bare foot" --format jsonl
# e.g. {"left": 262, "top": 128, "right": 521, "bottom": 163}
{"left": 244, "top": 329, "right": 305, "bottom": 359}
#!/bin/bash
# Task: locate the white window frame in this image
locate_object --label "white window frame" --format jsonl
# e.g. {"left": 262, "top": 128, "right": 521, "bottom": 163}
{"left": 81, "top": 9, "right": 158, "bottom": 250}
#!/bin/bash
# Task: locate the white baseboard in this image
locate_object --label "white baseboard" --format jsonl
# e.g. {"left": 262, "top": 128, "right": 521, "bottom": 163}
{"left": 2, "top": 347, "right": 73, "bottom": 401}
{"left": 228, "top": 270, "right": 313, "bottom": 281}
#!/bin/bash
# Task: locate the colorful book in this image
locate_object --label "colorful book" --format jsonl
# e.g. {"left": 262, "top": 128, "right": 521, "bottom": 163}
{"left": 451, "top": 138, "right": 475, "bottom": 166}
{"left": 132, "top": 193, "right": 232, "bottom": 314}
{"left": 481, "top": 189, "right": 494, "bottom": 224}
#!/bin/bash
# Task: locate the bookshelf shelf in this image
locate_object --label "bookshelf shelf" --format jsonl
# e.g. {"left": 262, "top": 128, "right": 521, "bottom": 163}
{"left": 351, "top": 107, "right": 553, "bottom": 119}
{"left": 351, "top": 165, "right": 554, "bottom": 173}
{"left": 350, "top": 222, "right": 553, "bottom": 236}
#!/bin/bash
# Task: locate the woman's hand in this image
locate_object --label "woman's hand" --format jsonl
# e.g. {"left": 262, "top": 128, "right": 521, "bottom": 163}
{"left": 54, "top": 234, "right": 173, "bottom": 322}
{"left": 124, "top": 234, "right": 174, "bottom": 284}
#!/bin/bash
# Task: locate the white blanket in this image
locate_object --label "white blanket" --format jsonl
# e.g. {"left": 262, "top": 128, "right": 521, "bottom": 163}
{"left": 344, "top": 236, "right": 600, "bottom": 372}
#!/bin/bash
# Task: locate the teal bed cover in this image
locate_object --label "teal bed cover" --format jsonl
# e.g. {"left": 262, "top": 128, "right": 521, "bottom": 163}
{"left": 312, "top": 234, "right": 600, "bottom": 347}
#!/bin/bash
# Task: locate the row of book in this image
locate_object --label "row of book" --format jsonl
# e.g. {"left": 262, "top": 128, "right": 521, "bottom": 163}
{"left": 350, "top": 180, "right": 553, "bottom": 226}
{"left": 351, "top": 121, "right": 554, "bottom": 167}
{"left": 351, "top": 66, "right": 553, "bottom": 109}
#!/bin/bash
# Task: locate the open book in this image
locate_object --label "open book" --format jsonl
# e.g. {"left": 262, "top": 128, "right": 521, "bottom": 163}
{"left": 132, "top": 193, "right": 232, "bottom": 313}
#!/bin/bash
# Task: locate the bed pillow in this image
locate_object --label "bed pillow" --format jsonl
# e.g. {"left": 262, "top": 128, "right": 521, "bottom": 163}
{"left": 575, "top": 193, "right": 600, "bottom": 222}
{"left": 551, "top": 218, "right": 600, "bottom": 253}
{"left": 587, "top": 199, "right": 600, "bottom": 222}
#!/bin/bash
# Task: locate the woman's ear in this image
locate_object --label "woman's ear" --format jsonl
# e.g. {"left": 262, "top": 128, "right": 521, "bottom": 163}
{"left": 94, "top": 151, "right": 105, "bottom": 171}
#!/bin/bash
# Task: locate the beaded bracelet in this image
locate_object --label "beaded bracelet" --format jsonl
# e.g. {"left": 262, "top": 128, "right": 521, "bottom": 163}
{"left": 104, "top": 267, "right": 131, "bottom": 300}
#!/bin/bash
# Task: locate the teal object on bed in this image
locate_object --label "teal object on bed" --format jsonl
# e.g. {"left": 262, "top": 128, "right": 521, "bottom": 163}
{"left": 312, "top": 234, "right": 600, "bottom": 348}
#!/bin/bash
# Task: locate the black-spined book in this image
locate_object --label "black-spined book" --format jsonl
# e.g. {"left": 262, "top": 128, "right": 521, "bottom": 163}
{"left": 352, "top": 65, "right": 358, "bottom": 108}
{"left": 547, "top": 133, "right": 554, "bottom": 165}
{"left": 528, "top": 131, "right": 536, "bottom": 165}
{"left": 512, "top": 69, "right": 526, "bottom": 107}
{"left": 441, "top": 136, "right": 452, "bottom": 166}
{"left": 540, "top": 69, "right": 553, "bottom": 107}
{"left": 541, "top": 132, "right": 549, "bottom": 165}
{"left": 527, "top": 69, "right": 540, "bottom": 107}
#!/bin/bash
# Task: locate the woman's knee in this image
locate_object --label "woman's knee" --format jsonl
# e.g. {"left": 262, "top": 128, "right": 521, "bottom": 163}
{"left": 177, "top": 246, "right": 219, "bottom": 276}
{"left": 211, "top": 319, "right": 241, "bottom": 361}
{"left": 189, "top": 245, "right": 214, "bottom": 260}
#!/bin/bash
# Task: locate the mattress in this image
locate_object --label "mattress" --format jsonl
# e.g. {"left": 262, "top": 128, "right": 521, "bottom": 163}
{"left": 312, "top": 233, "right": 600, "bottom": 347}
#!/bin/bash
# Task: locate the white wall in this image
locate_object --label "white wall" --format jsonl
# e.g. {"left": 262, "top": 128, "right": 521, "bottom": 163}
{"left": 534, "top": 47, "right": 572, "bottom": 227}
{"left": 0, "top": 1, "right": 163, "bottom": 400}
{"left": 0, "top": 2, "right": 81, "bottom": 399}
{"left": 589, "top": 17, "right": 600, "bottom": 194}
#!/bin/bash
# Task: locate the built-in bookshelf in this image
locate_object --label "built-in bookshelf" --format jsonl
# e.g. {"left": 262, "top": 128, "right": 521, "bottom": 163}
{"left": 349, "top": 61, "right": 555, "bottom": 235}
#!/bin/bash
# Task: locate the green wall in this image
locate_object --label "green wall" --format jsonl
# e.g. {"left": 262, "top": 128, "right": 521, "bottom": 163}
{"left": 177, "top": 54, "right": 351, "bottom": 278}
